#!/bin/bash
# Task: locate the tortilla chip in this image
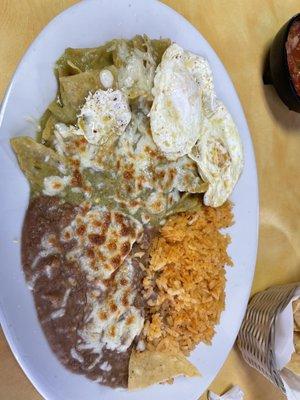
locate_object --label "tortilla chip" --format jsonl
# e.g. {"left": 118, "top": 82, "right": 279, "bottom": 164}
{"left": 66, "top": 60, "right": 82, "bottom": 75}
{"left": 294, "top": 332, "right": 300, "bottom": 353}
{"left": 50, "top": 70, "right": 101, "bottom": 124}
{"left": 293, "top": 299, "right": 300, "bottom": 331}
{"left": 59, "top": 70, "right": 100, "bottom": 106}
{"left": 286, "top": 352, "right": 300, "bottom": 376}
{"left": 151, "top": 38, "right": 171, "bottom": 63}
{"left": 128, "top": 350, "right": 200, "bottom": 390}
{"left": 55, "top": 42, "right": 114, "bottom": 77}
{"left": 48, "top": 100, "right": 74, "bottom": 125}
{"left": 285, "top": 304, "right": 300, "bottom": 376}
{"left": 41, "top": 114, "right": 58, "bottom": 143}
{"left": 10, "top": 136, "right": 65, "bottom": 194}
{"left": 39, "top": 109, "right": 52, "bottom": 131}
{"left": 167, "top": 193, "right": 205, "bottom": 217}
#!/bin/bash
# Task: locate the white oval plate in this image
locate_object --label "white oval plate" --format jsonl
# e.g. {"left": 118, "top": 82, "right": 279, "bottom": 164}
{"left": 0, "top": 0, "right": 259, "bottom": 399}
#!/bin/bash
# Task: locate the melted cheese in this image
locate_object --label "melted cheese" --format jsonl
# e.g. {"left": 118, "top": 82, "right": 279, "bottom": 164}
{"left": 43, "top": 175, "right": 71, "bottom": 196}
{"left": 52, "top": 93, "right": 206, "bottom": 217}
{"left": 115, "top": 39, "right": 156, "bottom": 99}
{"left": 99, "top": 69, "right": 114, "bottom": 89}
{"left": 145, "top": 192, "right": 166, "bottom": 214}
{"left": 54, "top": 123, "right": 102, "bottom": 171}
{"left": 62, "top": 205, "right": 143, "bottom": 280}
{"left": 112, "top": 108, "right": 205, "bottom": 215}
{"left": 78, "top": 258, "right": 144, "bottom": 353}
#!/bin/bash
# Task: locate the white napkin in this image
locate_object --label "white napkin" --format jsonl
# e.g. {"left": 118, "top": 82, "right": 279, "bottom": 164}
{"left": 274, "top": 288, "right": 300, "bottom": 400}
{"left": 208, "top": 386, "right": 244, "bottom": 400}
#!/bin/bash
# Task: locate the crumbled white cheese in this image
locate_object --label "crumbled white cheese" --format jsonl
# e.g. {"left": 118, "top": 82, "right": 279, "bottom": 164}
{"left": 78, "top": 89, "right": 131, "bottom": 145}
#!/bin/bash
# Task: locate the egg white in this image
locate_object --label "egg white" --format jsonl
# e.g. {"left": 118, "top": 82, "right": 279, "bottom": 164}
{"left": 189, "top": 100, "right": 244, "bottom": 207}
{"left": 150, "top": 44, "right": 204, "bottom": 160}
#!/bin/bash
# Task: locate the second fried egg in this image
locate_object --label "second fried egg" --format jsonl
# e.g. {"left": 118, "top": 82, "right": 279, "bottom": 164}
{"left": 189, "top": 100, "right": 244, "bottom": 207}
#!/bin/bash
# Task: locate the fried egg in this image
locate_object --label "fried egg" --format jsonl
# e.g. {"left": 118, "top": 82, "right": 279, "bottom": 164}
{"left": 150, "top": 43, "right": 220, "bottom": 160}
{"left": 183, "top": 50, "right": 216, "bottom": 115}
{"left": 78, "top": 89, "right": 131, "bottom": 145}
{"left": 189, "top": 100, "right": 243, "bottom": 207}
{"left": 150, "top": 44, "right": 203, "bottom": 160}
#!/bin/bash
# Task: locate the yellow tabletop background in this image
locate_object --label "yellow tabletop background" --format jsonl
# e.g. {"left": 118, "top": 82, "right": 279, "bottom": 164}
{"left": 0, "top": 0, "right": 299, "bottom": 399}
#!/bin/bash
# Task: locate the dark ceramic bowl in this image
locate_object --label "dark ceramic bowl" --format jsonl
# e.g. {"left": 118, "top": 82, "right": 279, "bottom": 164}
{"left": 263, "top": 13, "right": 300, "bottom": 112}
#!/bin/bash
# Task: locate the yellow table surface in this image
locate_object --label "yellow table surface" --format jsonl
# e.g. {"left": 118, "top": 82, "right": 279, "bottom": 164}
{"left": 0, "top": 1, "right": 299, "bottom": 399}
